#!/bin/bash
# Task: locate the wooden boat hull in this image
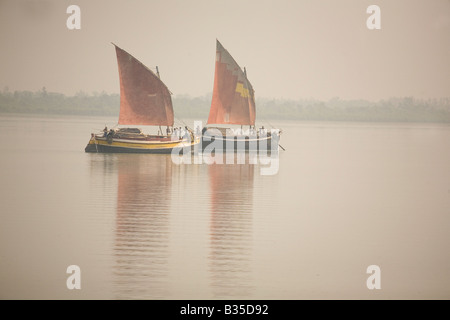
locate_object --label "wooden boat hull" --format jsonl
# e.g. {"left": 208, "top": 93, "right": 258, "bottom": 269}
{"left": 85, "top": 135, "right": 200, "bottom": 154}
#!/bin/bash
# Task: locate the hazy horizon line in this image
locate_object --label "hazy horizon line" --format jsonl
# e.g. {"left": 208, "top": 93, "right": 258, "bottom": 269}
{"left": 2, "top": 86, "right": 449, "bottom": 103}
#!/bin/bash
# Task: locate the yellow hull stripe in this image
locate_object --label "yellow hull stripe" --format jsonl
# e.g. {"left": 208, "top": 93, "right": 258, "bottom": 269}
{"left": 88, "top": 138, "right": 199, "bottom": 150}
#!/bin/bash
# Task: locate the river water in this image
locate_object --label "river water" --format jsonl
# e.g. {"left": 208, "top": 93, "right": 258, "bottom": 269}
{"left": 0, "top": 114, "right": 449, "bottom": 299}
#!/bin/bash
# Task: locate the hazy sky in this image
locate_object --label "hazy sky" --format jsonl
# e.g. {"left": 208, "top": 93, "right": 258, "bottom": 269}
{"left": 0, "top": 0, "right": 449, "bottom": 101}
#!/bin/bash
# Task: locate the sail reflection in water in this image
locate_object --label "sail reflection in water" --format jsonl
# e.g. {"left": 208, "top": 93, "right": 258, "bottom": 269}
{"left": 207, "top": 153, "right": 255, "bottom": 298}
{"left": 114, "top": 154, "right": 172, "bottom": 299}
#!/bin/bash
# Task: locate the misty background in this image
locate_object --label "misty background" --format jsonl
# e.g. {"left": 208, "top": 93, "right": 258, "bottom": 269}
{"left": 0, "top": 0, "right": 449, "bottom": 121}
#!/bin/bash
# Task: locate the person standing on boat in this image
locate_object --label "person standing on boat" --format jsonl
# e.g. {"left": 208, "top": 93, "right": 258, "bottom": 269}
{"left": 195, "top": 125, "right": 201, "bottom": 137}
{"left": 183, "top": 127, "right": 191, "bottom": 142}
{"left": 260, "top": 126, "right": 267, "bottom": 136}
{"left": 103, "top": 126, "right": 108, "bottom": 137}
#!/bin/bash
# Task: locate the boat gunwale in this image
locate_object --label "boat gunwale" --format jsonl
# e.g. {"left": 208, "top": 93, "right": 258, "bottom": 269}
{"left": 92, "top": 135, "right": 188, "bottom": 145}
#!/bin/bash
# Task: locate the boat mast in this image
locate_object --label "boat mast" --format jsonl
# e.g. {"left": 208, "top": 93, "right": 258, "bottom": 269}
{"left": 244, "top": 67, "right": 252, "bottom": 130}
{"left": 155, "top": 65, "right": 167, "bottom": 134}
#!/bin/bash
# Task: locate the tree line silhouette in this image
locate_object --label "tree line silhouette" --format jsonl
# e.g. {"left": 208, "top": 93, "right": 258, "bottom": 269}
{"left": 1, "top": 87, "right": 449, "bottom": 123}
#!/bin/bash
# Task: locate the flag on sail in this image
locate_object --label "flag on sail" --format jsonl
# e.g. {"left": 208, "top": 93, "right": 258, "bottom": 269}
{"left": 207, "top": 40, "right": 256, "bottom": 126}
{"left": 114, "top": 44, "right": 174, "bottom": 126}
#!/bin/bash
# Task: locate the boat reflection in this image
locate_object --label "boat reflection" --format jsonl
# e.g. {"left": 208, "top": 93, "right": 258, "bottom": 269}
{"left": 207, "top": 153, "right": 255, "bottom": 298}
{"left": 113, "top": 154, "right": 173, "bottom": 299}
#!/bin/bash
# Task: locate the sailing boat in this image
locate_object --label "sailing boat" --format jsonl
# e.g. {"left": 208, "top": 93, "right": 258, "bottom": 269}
{"left": 85, "top": 43, "right": 200, "bottom": 153}
{"left": 202, "top": 40, "right": 281, "bottom": 152}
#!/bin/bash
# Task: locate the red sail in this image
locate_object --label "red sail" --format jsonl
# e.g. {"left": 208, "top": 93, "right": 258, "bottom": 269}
{"left": 114, "top": 44, "right": 174, "bottom": 126}
{"left": 207, "top": 40, "right": 256, "bottom": 126}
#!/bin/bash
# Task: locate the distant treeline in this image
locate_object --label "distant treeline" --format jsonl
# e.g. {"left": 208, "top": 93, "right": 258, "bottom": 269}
{"left": 1, "top": 88, "right": 449, "bottom": 123}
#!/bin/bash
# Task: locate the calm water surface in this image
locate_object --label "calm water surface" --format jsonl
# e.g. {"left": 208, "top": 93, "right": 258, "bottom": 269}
{"left": 0, "top": 114, "right": 449, "bottom": 299}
